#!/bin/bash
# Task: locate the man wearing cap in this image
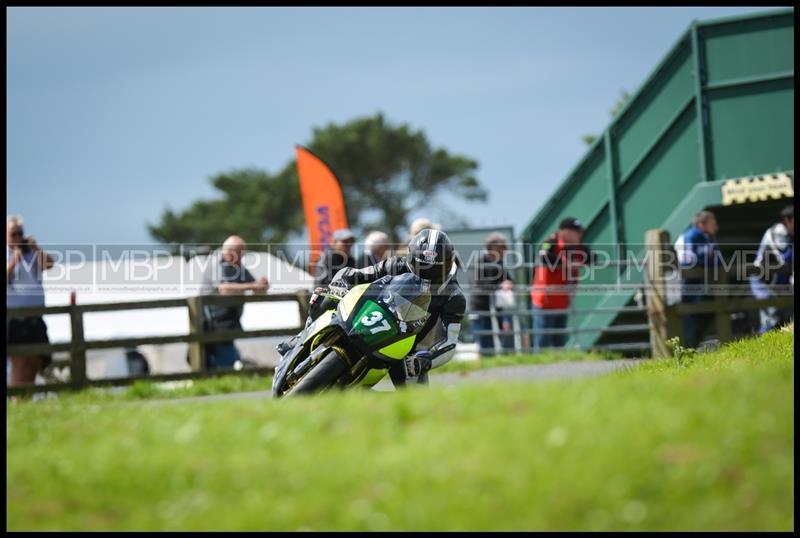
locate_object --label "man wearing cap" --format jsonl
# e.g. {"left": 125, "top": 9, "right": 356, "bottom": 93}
{"left": 314, "top": 228, "right": 357, "bottom": 288}
{"left": 530, "top": 218, "right": 591, "bottom": 351}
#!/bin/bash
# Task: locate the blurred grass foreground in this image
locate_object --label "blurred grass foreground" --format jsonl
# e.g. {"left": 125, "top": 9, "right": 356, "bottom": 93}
{"left": 7, "top": 328, "right": 794, "bottom": 531}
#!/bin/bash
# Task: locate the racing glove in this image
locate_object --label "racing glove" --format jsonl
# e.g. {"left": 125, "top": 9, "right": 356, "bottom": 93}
{"left": 308, "top": 283, "right": 349, "bottom": 321}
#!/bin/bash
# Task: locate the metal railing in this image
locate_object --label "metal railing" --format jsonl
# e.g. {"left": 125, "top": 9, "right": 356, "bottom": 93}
{"left": 463, "top": 237, "right": 795, "bottom": 357}
{"left": 467, "top": 301, "right": 652, "bottom": 356}
{"left": 6, "top": 290, "right": 310, "bottom": 396}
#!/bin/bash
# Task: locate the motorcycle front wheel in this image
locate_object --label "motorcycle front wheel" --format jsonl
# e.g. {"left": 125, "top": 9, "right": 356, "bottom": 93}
{"left": 285, "top": 348, "right": 349, "bottom": 397}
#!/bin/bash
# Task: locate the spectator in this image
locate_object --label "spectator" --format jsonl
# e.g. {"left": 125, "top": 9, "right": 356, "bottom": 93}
{"left": 6, "top": 214, "right": 54, "bottom": 387}
{"left": 358, "top": 230, "right": 391, "bottom": 268}
{"left": 674, "top": 210, "right": 721, "bottom": 349}
{"left": 750, "top": 205, "right": 794, "bottom": 333}
{"left": 201, "top": 235, "right": 269, "bottom": 369}
{"left": 313, "top": 228, "right": 357, "bottom": 288}
{"left": 469, "top": 232, "right": 515, "bottom": 357}
{"left": 530, "top": 217, "right": 591, "bottom": 351}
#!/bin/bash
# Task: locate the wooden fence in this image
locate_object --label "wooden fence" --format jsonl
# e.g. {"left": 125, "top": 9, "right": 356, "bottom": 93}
{"left": 644, "top": 229, "right": 794, "bottom": 357}
{"left": 6, "top": 290, "right": 311, "bottom": 396}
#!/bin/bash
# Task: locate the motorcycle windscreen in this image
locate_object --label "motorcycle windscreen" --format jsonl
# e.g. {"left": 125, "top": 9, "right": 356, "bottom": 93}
{"left": 380, "top": 273, "right": 431, "bottom": 322}
{"left": 388, "top": 292, "right": 430, "bottom": 322}
{"left": 349, "top": 300, "right": 398, "bottom": 346}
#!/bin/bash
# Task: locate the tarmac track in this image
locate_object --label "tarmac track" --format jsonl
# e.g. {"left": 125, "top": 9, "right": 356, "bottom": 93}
{"left": 141, "top": 358, "right": 643, "bottom": 405}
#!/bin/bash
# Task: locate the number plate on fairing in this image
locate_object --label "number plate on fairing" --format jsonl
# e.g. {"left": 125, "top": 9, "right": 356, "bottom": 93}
{"left": 350, "top": 300, "right": 398, "bottom": 346}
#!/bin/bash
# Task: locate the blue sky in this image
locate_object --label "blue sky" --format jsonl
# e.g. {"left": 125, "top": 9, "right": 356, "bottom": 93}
{"left": 7, "top": 6, "right": 774, "bottom": 246}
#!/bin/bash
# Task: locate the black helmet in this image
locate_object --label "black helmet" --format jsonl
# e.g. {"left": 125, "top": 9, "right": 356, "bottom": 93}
{"left": 406, "top": 228, "right": 456, "bottom": 286}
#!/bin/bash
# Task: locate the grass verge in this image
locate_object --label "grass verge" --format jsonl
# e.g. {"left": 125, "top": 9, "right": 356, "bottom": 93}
{"left": 6, "top": 329, "right": 793, "bottom": 531}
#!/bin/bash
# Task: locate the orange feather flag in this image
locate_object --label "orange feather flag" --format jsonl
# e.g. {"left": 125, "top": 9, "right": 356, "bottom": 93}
{"left": 295, "top": 145, "right": 349, "bottom": 268}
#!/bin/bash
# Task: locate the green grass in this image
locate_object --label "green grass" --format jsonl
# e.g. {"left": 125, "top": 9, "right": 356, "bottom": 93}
{"left": 6, "top": 330, "right": 793, "bottom": 531}
{"left": 38, "top": 373, "right": 276, "bottom": 405}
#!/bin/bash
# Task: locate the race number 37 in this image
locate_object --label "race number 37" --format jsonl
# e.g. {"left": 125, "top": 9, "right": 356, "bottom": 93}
{"left": 361, "top": 311, "right": 392, "bottom": 335}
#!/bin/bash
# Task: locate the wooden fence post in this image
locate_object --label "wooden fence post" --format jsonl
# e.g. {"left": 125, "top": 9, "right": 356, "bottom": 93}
{"left": 713, "top": 270, "right": 734, "bottom": 344}
{"left": 6, "top": 294, "right": 326, "bottom": 396}
{"left": 644, "top": 229, "right": 677, "bottom": 358}
{"left": 187, "top": 295, "right": 207, "bottom": 371}
{"left": 69, "top": 304, "right": 87, "bottom": 389}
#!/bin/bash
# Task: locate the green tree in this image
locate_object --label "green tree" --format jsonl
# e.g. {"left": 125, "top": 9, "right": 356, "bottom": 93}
{"left": 147, "top": 165, "right": 304, "bottom": 251}
{"left": 305, "top": 112, "right": 486, "bottom": 241}
{"left": 581, "top": 90, "right": 632, "bottom": 146}
{"left": 148, "top": 112, "right": 486, "bottom": 249}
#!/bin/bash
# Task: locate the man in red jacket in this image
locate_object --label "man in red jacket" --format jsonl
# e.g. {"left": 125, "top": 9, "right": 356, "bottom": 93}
{"left": 530, "top": 218, "right": 591, "bottom": 351}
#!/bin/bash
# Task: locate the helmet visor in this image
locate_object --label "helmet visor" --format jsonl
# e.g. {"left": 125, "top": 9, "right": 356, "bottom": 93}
{"left": 409, "top": 259, "right": 450, "bottom": 284}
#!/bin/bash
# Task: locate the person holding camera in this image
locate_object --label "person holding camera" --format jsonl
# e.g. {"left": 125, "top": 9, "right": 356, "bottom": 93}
{"left": 6, "top": 214, "right": 54, "bottom": 387}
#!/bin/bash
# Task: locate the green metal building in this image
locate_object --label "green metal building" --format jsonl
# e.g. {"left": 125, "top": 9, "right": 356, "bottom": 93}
{"left": 520, "top": 8, "right": 794, "bottom": 351}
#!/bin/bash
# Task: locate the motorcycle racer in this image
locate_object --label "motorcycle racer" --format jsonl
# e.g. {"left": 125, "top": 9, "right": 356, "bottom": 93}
{"left": 278, "top": 228, "right": 466, "bottom": 387}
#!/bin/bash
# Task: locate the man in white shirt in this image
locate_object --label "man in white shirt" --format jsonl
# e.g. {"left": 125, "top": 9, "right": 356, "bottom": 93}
{"left": 750, "top": 205, "right": 794, "bottom": 333}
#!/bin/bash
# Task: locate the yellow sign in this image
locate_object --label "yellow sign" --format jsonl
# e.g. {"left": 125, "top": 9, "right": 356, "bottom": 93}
{"left": 721, "top": 173, "right": 794, "bottom": 206}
